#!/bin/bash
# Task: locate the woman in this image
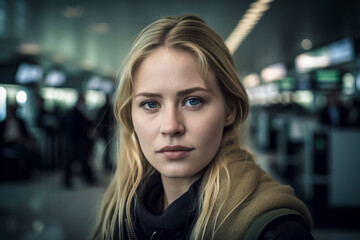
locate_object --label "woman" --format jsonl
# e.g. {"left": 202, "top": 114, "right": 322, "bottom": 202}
{"left": 92, "top": 14, "right": 314, "bottom": 240}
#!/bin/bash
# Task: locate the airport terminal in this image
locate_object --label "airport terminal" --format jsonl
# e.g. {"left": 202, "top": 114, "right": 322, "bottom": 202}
{"left": 0, "top": 0, "right": 360, "bottom": 239}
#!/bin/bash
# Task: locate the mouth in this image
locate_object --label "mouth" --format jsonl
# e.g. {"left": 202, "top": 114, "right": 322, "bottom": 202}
{"left": 156, "top": 145, "right": 194, "bottom": 159}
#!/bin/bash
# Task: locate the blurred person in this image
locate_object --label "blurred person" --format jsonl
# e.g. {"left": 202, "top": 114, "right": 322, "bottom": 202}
{"left": 35, "top": 96, "right": 62, "bottom": 169}
{"left": 36, "top": 96, "right": 61, "bottom": 133}
{"left": 94, "top": 94, "right": 114, "bottom": 172}
{"left": 63, "top": 93, "right": 96, "bottom": 187}
{"left": 92, "top": 15, "right": 314, "bottom": 240}
{"left": 0, "top": 102, "right": 36, "bottom": 180}
{"left": 319, "top": 91, "right": 348, "bottom": 127}
{"left": 347, "top": 97, "right": 360, "bottom": 127}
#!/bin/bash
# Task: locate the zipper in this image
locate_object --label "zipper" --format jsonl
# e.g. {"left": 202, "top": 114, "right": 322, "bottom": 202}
{"left": 150, "top": 230, "right": 162, "bottom": 240}
{"left": 125, "top": 219, "right": 162, "bottom": 240}
{"left": 125, "top": 218, "right": 132, "bottom": 240}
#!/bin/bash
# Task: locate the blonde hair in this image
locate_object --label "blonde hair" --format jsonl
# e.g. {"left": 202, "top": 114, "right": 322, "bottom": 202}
{"left": 92, "top": 14, "right": 250, "bottom": 240}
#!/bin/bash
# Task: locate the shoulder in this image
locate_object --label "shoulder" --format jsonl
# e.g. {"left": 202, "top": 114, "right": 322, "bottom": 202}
{"left": 243, "top": 209, "right": 314, "bottom": 240}
{"left": 258, "top": 214, "right": 314, "bottom": 240}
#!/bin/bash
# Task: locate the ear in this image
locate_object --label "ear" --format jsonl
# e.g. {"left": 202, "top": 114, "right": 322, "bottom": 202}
{"left": 224, "top": 106, "right": 236, "bottom": 127}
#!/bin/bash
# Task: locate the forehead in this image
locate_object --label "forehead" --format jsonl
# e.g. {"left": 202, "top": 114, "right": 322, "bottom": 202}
{"left": 132, "top": 47, "right": 217, "bottom": 92}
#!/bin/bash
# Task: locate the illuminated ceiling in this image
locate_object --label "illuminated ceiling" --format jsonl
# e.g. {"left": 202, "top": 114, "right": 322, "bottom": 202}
{"left": 0, "top": 0, "right": 359, "bottom": 80}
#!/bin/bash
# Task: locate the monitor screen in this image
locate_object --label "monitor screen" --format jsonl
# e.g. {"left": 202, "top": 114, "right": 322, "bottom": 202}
{"left": 295, "top": 38, "right": 355, "bottom": 73}
{"left": 44, "top": 69, "right": 67, "bottom": 87}
{"left": 314, "top": 70, "right": 341, "bottom": 90}
{"left": 86, "top": 75, "right": 114, "bottom": 94}
{"left": 356, "top": 71, "right": 360, "bottom": 92}
{"left": 14, "top": 62, "right": 43, "bottom": 85}
{"left": 279, "top": 77, "right": 295, "bottom": 91}
{"left": 296, "top": 74, "right": 313, "bottom": 90}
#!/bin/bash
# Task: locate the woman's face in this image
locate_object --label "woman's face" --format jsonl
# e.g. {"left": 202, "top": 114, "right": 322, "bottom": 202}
{"left": 131, "top": 47, "right": 234, "bottom": 181}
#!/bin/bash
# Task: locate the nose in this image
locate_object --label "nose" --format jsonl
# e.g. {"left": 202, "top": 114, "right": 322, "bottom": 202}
{"left": 160, "top": 106, "right": 185, "bottom": 137}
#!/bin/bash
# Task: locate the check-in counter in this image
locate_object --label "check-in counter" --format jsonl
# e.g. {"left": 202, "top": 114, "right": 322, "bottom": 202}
{"left": 276, "top": 115, "right": 317, "bottom": 179}
{"left": 303, "top": 127, "right": 360, "bottom": 208}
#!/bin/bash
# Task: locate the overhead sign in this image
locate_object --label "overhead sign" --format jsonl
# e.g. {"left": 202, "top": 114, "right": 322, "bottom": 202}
{"left": 295, "top": 38, "right": 355, "bottom": 73}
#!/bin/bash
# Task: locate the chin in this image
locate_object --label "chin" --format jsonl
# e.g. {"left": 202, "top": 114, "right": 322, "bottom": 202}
{"left": 159, "top": 166, "right": 203, "bottom": 179}
{"left": 161, "top": 171, "right": 194, "bottom": 179}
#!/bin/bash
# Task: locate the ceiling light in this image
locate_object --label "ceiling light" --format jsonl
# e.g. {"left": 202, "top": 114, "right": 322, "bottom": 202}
{"left": 258, "top": 0, "right": 274, "bottom": 3}
{"left": 243, "top": 73, "right": 260, "bottom": 88}
{"left": 52, "top": 54, "right": 66, "bottom": 63}
{"left": 261, "top": 62, "right": 286, "bottom": 82}
{"left": 81, "top": 59, "right": 95, "bottom": 70}
{"left": 249, "top": 2, "right": 270, "bottom": 13}
{"left": 301, "top": 39, "right": 313, "bottom": 50}
{"left": 63, "top": 6, "right": 84, "bottom": 18}
{"left": 101, "top": 66, "right": 115, "bottom": 76}
{"left": 18, "top": 43, "right": 41, "bottom": 55}
{"left": 225, "top": 0, "right": 274, "bottom": 54}
{"left": 93, "top": 23, "right": 109, "bottom": 33}
{"left": 16, "top": 90, "right": 27, "bottom": 104}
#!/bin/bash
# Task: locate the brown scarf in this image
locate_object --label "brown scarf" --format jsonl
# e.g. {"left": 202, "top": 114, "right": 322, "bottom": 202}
{"left": 207, "top": 158, "right": 313, "bottom": 239}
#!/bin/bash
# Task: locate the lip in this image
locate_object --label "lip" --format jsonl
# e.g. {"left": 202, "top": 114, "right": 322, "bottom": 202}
{"left": 157, "top": 145, "right": 194, "bottom": 160}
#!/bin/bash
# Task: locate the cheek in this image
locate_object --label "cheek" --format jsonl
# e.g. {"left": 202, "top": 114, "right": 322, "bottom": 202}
{"left": 132, "top": 111, "right": 157, "bottom": 149}
{"left": 191, "top": 111, "right": 225, "bottom": 147}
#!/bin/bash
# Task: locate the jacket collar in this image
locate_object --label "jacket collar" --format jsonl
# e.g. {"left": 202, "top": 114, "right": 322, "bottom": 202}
{"left": 135, "top": 172, "right": 201, "bottom": 238}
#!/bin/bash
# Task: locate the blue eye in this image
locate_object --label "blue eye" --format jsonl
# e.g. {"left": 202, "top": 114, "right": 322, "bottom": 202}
{"left": 143, "top": 101, "right": 159, "bottom": 109}
{"left": 184, "top": 98, "right": 200, "bottom": 106}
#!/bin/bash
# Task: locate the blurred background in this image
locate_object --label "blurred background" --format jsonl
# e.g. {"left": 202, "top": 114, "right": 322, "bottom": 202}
{"left": 1, "top": 0, "right": 360, "bottom": 239}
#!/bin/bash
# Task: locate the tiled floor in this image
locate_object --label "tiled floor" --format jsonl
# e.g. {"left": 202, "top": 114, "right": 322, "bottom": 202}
{"left": 0, "top": 172, "right": 108, "bottom": 240}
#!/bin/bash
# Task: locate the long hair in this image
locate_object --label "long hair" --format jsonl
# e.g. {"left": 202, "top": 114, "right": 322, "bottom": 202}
{"left": 92, "top": 14, "right": 250, "bottom": 240}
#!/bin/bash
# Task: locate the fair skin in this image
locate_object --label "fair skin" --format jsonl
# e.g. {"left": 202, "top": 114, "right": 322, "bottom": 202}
{"left": 131, "top": 47, "right": 235, "bottom": 211}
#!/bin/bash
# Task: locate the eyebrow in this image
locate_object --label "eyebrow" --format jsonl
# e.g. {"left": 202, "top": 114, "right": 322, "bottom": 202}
{"left": 134, "top": 87, "right": 210, "bottom": 98}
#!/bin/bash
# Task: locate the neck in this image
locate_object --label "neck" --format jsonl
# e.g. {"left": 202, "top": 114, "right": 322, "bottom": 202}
{"left": 161, "top": 175, "right": 201, "bottom": 211}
